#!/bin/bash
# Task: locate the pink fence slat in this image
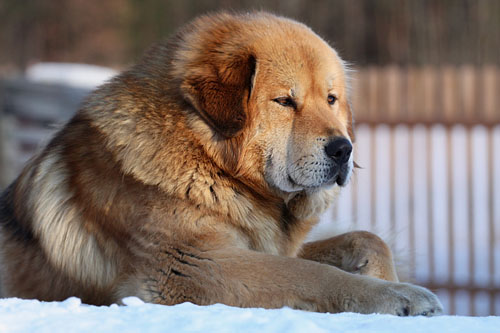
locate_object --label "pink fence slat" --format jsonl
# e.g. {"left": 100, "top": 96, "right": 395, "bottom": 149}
{"left": 459, "top": 66, "right": 477, "bottom": 121}
{"left": 367, "top": 67, "right": 379, "bottom": 120}
{"left": 385, "top": 66, "right": 401, "bottom": 121}
{"left": 482, "top": 66, "right": 497, "bottom": 121}
{"left": 426, "top": 128, "right": 435, "bottom": 282}
{"left": 421, "top": 66, "right": 438, "bottom": 121}
{"left": 370, "top": 127, "right": 377, "bottom": 230}
{"left": 406, "top": 67, "right": 420, "bottom": 122}
{"left": 488, "top": 131, "right": 496, "bottom": 315}
{"left": 447, "top": 130, "right": 456, "bottom": 314}
{"left": 441, "top": 66, "right": 459, "bottom": 122}
{"left": 351, "top": 70, "right": 367, "bottom": 120}
{"left": 408, "top": 128, "right": 416, "bottom": 281}
{"left": 466, "top": 130, "right": 476, "bottom": 315}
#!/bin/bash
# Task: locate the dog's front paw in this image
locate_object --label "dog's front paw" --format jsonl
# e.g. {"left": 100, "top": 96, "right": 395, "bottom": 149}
{"left": 343, "top": 278, "right": 443, "bottom": 316}
{"left": 389, "top": 282, "right": 443, "bottom": 316}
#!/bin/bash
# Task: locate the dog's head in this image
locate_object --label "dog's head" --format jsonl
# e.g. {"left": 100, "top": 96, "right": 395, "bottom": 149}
{"left": 176, "top": 12, "right": 354, "bottom": 194}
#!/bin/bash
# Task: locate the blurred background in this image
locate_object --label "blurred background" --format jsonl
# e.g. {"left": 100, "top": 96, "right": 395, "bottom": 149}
{"left": 0, "top": 0, "right": 499, "bottom": 316}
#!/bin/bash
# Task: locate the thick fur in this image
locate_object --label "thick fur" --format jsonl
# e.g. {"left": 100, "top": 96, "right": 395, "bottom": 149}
{"left": 0, "top": 12, "right": 442, "bottom": 315}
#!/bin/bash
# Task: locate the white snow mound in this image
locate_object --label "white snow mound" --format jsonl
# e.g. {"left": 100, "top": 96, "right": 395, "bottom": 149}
{"left": 0, "top": 297, "right": 498, "bottom": 333}
{"left": 25, "top": 63, "right": 117, "bottom": 89}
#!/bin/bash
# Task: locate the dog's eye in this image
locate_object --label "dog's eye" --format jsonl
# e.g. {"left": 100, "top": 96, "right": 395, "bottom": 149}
{"left": 327, "top": 94, "right": 337, "bottom": 105}
{"left": 273, "top": 97, "right": 296, "bottom": 108}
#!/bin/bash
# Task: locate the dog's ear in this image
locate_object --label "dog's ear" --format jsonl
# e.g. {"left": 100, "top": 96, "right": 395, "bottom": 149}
{"left": 181, "top": 54, "right": 256, "bottom": 138}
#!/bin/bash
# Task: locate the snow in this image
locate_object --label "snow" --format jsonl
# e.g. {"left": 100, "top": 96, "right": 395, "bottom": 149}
{"left": 25, "top": 63, "right": 117, "bottom": 89}
{"left": 0, "top": 297, "right": 498, "bottom": 333}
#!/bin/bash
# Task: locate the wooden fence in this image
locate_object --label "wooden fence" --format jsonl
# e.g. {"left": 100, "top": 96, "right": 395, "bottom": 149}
{"left": 1, "top": 66, "right": 499, "bottom": 315}
{"left": 317, "top": 124, "right": 499, "bottom": 316}
{"left": 314, "top": 66, "right": 499, "bottom": 316}
{"left": 351, "top": 65, "right": 499, "bottom": 126}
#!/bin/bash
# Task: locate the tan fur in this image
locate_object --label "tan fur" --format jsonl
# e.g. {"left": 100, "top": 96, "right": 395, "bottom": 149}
{"left": 0, "top": 12, "right": 442, "bottom": 315}
{"left": 300, "top": 231, "right": 400, "bottom": 282}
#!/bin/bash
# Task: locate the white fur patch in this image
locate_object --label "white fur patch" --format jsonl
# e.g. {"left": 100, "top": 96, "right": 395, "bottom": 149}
{"left": 29, "top": 152, "right": 117, "bottom": 287}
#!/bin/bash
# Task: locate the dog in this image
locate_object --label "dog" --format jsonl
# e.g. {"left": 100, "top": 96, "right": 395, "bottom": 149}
{"left": 0, "top": 12, "right": 442, "bottom": 315}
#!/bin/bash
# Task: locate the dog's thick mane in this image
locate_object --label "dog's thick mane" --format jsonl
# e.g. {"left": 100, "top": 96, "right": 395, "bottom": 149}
{"left": 75, "top": 11, "right": 335, "bottom": 234}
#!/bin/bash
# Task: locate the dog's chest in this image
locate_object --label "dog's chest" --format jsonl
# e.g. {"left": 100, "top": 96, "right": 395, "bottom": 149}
{"left": 232, "top": 206, "right": 308, "bottom": 257}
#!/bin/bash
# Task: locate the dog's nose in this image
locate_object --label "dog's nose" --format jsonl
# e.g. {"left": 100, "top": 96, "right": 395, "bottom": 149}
{"left": 325, "top": 137, "right": 352, "bottom": 164}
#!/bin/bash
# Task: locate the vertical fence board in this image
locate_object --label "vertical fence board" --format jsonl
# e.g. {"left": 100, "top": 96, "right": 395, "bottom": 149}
{"left": 351, "top": 70, "right": 366, "bottom": 120}
{"left": 367, "top": 67, "right": 379, "bottom": 121}
{"left": 386, "top": 66, "right": 401, "bottom": 121}
{"left": 441, "top": 67, "right": 458, "bottom": 122}
{"left": 389, "top": 126, "right": 396, "bottom": 233}
{"left": 488, "top": 130, "right": 495, "bottom": 315}
{"left": 421, "top": 66, "right": 437, "bottom": 122}
{"left": 447, "top": 130, "right": 456, "bottom": 314}
{"left": 427, "top": 128, "right": 435, "bottom": 282}
{"left": 481, "top": 66, "right": 497, "bottom": 122}
{"left": 467, "top": 129, "right": 476, "bottom": 315}
{"left": 408, "top": 128, "right": 416, "bottom": 281}
{"left": 370, "top": 127, "right": 377, "bottom": 230}
{"left": 406, "top": 67, "right": 419, "bottom": 122}
{"left": 460, "top": 66, "right": 477, "bottom": 121}
{"left": 352, "top": 140, "right": 359, "bottom": 230}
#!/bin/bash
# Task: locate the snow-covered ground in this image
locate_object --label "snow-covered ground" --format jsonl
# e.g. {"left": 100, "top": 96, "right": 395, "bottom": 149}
{"left": 0, "top": 297, "right": 498, "bottom": 333}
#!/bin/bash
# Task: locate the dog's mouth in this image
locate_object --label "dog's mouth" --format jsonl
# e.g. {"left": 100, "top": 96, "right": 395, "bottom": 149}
{"left": 323, "top": 164, "right": 351, "bottom": 187}
{"left": 287, "top": 174, "right": 300, "bottom": 188}
{"left": 266, "top": 151, "right": 352, "bottom": 193}
{"left": 287, "top": 162, "right": 351, "bottom": 190}
{"left": 334, "top": 163, "right": 351, "bottom": 186}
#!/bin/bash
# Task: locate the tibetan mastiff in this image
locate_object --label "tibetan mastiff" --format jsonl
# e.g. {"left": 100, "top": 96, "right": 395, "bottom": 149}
{"left": 0, "top": 12, "right": 442, "bottom": 315}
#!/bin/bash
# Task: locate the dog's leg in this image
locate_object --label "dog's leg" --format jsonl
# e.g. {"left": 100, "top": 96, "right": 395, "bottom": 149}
{"left": 298, "top": 231, "right": 399, "bottom": 282}
{"left": 119, "top": 243, "right": 441, "bottom": 315}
